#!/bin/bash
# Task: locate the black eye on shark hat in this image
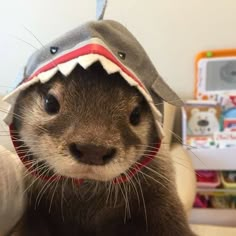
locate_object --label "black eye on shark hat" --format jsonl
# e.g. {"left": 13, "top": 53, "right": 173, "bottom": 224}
{"left": 118, "top": 52, "right": 126, "bottom": 60}
{"left": 50, "top": 46, "right": 59, "bottom": 55}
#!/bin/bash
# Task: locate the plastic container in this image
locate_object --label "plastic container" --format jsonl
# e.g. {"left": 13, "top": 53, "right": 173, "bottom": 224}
{"left": 196, "top": 171, "right": 221, "bottom": 188}
{"left": 194, "top": 194, "right": 209, "bottom": 208}
{"left": 220, "top": 171, "right": 236, "bottom": 189}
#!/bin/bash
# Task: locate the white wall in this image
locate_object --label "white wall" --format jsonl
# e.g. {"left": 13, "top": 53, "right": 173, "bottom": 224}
{"left": 0, "top": 0, "right": 236, "bottom": 99}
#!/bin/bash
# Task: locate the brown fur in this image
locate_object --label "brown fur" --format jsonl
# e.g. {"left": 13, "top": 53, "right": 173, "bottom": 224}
{"left": 11, "top": 63, "right": 196, "bottom": 235}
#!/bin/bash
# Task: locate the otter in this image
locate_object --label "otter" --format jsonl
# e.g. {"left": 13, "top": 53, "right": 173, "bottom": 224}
{"left": 1, "top": 16, "right": 197, "bottom": 235}
{"left": 7, "top": 62, "right": 196, "bottom": 236}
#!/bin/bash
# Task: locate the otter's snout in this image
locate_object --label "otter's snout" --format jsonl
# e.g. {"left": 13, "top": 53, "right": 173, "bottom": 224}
{"left": 69, "top": 143, "right": 117, "bottom": 165}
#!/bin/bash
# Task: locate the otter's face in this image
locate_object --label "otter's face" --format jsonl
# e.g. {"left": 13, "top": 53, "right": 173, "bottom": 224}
{"left": 13, "top": 63, "right": 157, "bottom": 181}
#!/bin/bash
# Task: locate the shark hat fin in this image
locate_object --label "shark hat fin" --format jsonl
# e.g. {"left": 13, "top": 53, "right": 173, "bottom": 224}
{"left": 96, "top": 0, "right": 107, "bottom": 20}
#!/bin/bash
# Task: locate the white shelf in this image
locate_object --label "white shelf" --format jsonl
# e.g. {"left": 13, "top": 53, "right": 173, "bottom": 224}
{"left": 187, "top": 147, "right": 236, "bottom": 226}
{"left": 197, "top": 188, "right": 236, "bottom": 194}
{"left": 182, "top": 103, "right": 236, "bottom": 226}
{"left": 187, "top": 147, "right": 236, "bottom": 170}
{"left": 189, "top": 209, "right": 236, "bottom": 227}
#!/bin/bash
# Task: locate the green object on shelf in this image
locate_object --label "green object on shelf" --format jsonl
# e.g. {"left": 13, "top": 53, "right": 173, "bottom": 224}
{"left": 219, "top": 115, "right": 224, "bottom": 131}
{"left": 210, "top": 141, "right": 215, "bottom": 146}
{"left": 206, "top": 51, "right": 213, "bottom": 57}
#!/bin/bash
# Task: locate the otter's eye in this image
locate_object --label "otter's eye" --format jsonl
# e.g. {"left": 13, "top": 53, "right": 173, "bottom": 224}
{"left": 129, "top": 106, "right": 141, "bottom": 126}
{"left": 44, "top": 94, "right": 60, "bottom": 115}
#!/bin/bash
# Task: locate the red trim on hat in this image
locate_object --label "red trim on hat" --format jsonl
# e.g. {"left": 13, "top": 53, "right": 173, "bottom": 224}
{"left": 24, "top": 44, "right": 146, "bottom": 91}
{"left": 9, "top": 124, "right": 160, "bottom": 185}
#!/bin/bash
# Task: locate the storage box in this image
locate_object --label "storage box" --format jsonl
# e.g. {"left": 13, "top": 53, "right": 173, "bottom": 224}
{"left": 196, "top": 171, "right": 220, "bottom": 188}
{"left": 221, "top": 171, "right": 236, "bottom": 189}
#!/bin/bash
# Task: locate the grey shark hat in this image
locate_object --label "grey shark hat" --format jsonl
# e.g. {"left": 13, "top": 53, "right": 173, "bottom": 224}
{"left": 3, "top": 0, "right": 182, "bottom": 139}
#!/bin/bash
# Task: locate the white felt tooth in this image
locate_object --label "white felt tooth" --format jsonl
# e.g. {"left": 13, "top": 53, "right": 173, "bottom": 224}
{"left": 120, "top": 71, "right": 153, "bottom": 104}
{"left": 135, "top": 84, "right": 154, "bottom": 105}
{"left": 3, "top": 76, "right": 40, "bottom": 125}
{"left": 3, "top": 105, "right": 14, "bottom": 125}
{"left": 156, "top": 121, "right": 165, "bottom": 138}
{"left": 99, "top": 57, "right": 120, "bottom": 74}
{"left": 38, "top": 67, "right": 58, "bottom": 83}
{"left": 3, "top": 92, "right": 19, "bottom": 106}
{"left": 138, "top": 88, "right": 153, "bottom": 103}
{"left": 149, "top": 103, "right": 162, "bottom": 119}
{"left": 77, "top": 54, "right": 99, "bottom": 69}
{"left": 57, "top": 58, "right": 77, "bottom": 76}
{"left": 120, "top": 71, "right": 138, "bottom": 87}
{"left": 3, "top": 76, "right": 39, "bottom": 103}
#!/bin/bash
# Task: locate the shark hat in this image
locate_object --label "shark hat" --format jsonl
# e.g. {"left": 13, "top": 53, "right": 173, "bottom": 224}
{"left": 3, "top": 0, "right": 183, "bottom": 183}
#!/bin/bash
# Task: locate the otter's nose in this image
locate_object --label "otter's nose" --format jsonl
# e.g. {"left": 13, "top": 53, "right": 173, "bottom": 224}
{"left": 69, "top": 143, "right": 116, "bottom": 165}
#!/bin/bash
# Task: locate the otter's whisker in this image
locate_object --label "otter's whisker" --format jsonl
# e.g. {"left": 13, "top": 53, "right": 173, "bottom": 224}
{"left": 136, "top": 172, "right": 148, "bottom": 232}
{"left": 116, "top": 180, "right": 129, "bottom": 223}
{"left": 49, "top": 176, "right": 62, "bottom": 213}
{"left": 35, "top": 171, "right": 60, "bottom": 207}
{"left": 60, "top": 177, "right": 67, "bottom": 222}
{"left": 23, "top": 163, "right": 52, "bottom": 195}
{"left": 135, "top": 160, "right": 172, "bottom": 185}
{"left": 121, "top": 173, "right": 131, "bottom": 219}
{"left": 0, "top": 108, "right": 48, "bottom": 134}
{"left": 129, "top": 166, "right": 168, "bottom": 191}
{"left": 105, "top": 180, "right": 113, "bottom": 205}
{"left": 127, "top": 169, "right": 141, "bottom": 207}
{"left": 9, "top": 33, "right": 39, "bottom": 50}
